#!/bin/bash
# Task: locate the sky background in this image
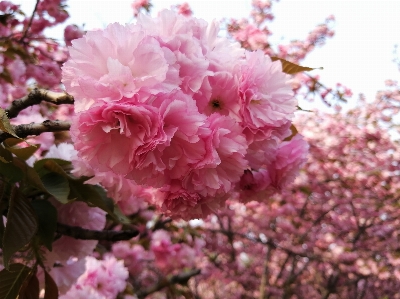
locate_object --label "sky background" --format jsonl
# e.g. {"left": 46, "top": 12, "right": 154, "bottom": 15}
{"left": 15, "top": 0, "right": 400, "bottom": 108}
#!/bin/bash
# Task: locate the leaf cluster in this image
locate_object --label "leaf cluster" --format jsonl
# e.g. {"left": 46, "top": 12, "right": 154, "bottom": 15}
{"left": 0, "top": 112, "right": 127, "bottom": 298}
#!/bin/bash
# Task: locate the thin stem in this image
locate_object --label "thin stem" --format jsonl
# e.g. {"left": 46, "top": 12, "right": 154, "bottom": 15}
{"left": 56, "top": 223, "right": 139, "bottom": 241}
{"left": 21, "top": 0, "right": 40, "bottom": 41}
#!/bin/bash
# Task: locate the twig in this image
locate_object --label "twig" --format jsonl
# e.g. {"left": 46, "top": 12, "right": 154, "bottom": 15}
{"left": 56, "top": 223, "right": 139, "bottom": 241}
{"left": 6, "top": 88, "right": 74, "bottom": 119}
{"left": 0, "top": 120, "right": 71, "bottom": 143}
{"left": 21, "top": 0, "right": 40, "bottom": 41}
{"left": 136, "top": 269, "right": 201, "bottom": 299}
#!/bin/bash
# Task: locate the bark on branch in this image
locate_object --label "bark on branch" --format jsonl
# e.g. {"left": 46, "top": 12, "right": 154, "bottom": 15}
{"left": 136, "top": 269, "right": 201, "bottom": 299}
{"left": 0, "top": 120, "right": 71, "bottom": 143}
{"left": 6, "top": 88, "right": 74, "bottom": 119}
{"left": 56, "top": 223, "right": 140, "bottom": 241}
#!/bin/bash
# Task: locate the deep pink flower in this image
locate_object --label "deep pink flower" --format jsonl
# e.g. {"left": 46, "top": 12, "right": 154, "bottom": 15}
{"left": 64, "top": 24, "right": 84, "bottom": 47}
{"left": 177, "top": 2, "right": 193, "bottom": 16}
{"left": 152, "top": 182, "right": 227, "bottom": 220}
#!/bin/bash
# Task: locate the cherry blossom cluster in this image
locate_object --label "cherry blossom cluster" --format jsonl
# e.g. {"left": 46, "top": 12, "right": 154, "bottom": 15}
{"left": 0, "top": 0, "right": 79, "bottom": 155}
{"left": 63, "top": 9, "right": 308, "bottom": 220}
{"left": 227, "top": 2, "right": 351, "bottom": 106}
{"left": 190, "top": 88, "right": 400, "bottom": 298}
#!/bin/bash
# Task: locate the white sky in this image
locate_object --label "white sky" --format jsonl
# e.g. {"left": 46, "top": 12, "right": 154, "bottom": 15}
{"left": 15, "top": 0, "right": 400, "bottom": 108}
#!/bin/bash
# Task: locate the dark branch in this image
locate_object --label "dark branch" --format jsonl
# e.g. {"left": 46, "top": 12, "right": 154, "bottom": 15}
{"left": 6, "top": 88, "right": 74, "bottom": 119}
{"left": 0, "top": 120, "right": 71, "bottom": 143}
{"left": 136, "top": 269, "right": 201, "bottom": 299}
{"left": 56, "top": 223, "right": 140, "bottom": 241}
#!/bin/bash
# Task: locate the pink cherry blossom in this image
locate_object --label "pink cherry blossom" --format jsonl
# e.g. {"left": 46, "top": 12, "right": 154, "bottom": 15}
{"left": 239, "top": 50, "right": 296, "bottom": 141}
{"left": 62, "top": 22, "right": 178, "bottom": 111}
{"left": 60, "top": 256, "right": 128, "bottom": 299}
{"left": 64, "top": 24, "right": 84, "bottom": 47}
{"left": 183, "top": 113, "right": 248, "bottom": 197}
{"left": 70, "top": 101, "right": 165, "bottom": 176}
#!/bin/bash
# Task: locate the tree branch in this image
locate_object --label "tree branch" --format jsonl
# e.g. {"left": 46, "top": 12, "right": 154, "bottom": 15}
{"left": 0, "top": 120, "right": 71, "bottom": 143}
{"left": 21, "top": 0, "right": 40, "bottom": 41}
{"left": 136, "top": 269, "right": 201, "bottom": 299}
{"left": 6, "top": 88, "right": 74, "bottom": 119}
{"left": 56, "top": 223, "right": 140, "bottom": 241}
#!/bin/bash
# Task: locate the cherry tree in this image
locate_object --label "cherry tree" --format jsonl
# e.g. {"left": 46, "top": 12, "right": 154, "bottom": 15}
{"left": 0, "top": 0, "right": 396, "bottom": 298}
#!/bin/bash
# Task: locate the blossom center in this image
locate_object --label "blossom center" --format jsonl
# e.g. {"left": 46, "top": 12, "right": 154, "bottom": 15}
{"left": 209, "top": 97, "right": 224, "bottom": 111}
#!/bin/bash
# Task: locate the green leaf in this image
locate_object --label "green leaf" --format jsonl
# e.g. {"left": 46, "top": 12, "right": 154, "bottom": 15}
{"left": 34, "top": 159, "right": 71, "bottom": 178}
{"left": 271, "top": 57, "right": 321, "bottom": 74}
{"left": 0, "top": 144, "right": 13, "bottom": 163}
{"left": 0, "top": 214, "right": 4, "bottom": 249}
{"left": 31, "top": 200, "right": 57, "bottom": 251}
{"left": 8, "top": 157, "right": 47, "bottom": 193}
{"left": 112, "top": 204, "right": 131, "bottom": 225}
{"left": 0, "top": 156, "right": 8, "bottom": 163}
{"left": 69, "top": 181, "right": 113, "bottom": 212}
{"left": 19, "top": 273, "right": 39, "bottom": 299}
{"left": 69, "top": 181, "right": 129, "bottom": 224}
{"left": 40, "top": 173, "right": 70, "bottom": 204}
{"left": 0, "top": 159, "right": 23, "bottom": 183}
{"left": 3, "top": 138, "right": 24, "bottom": 147}
{"left": 44, "top": 270, "right": 58, "bottom": 299}
{"left": 0, "top": 108, "right": 21, "bottom": 140}
{"left": 0, "top": 264, "right": 31, "bottom": 299}
{"left": 25, "top": 167, "right": 47, "bottom": 193}
{"left": 6, "top": 145, "right": 39, "bottom": 161}
{"left": 0, "top": 181, "right": 5, "bottom": 249}
{"left": 3, "top": 188, "right": 38, "bottom": 268}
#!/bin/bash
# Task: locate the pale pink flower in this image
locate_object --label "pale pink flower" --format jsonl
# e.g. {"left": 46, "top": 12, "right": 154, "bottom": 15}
{"left": 44, "top": 201, "right": 106, "bottom": 266}
{"left": 239, "top": 50, "right": 296, "bottom": 139}
{"left": 61, "top": 256, "right": 128, "bottom": 299}
{"left": 136, "top": 10, "right": 213, "bottom": 94}
{"left": 8, "top": 57, "right": 26, "bottom": 83}
{"left": 194, "top": 71, "right": 241, "bottom": 118}
{"left": 150, "top": 230, "right": 197, "bottom": 272}
{"left": 267, "top": 134, "right": 309, "bottom": 190}
{"left": 112, "top": 242, "right": 152, "bottom": 276}
{"left": 86, "top": 171, "right": 149, "bottom": 215}
{"left": 71, "top": 101, "right": 165, "bottom": 176}
{"left": 26, "top": 61, "right": 61, "bottom": 87}
{"left": 237, "top": 169, "right": 272, "bottom": 203}
{"left": 126, "top": 91, "right": 207, "bottom": 186}
{"left": 45, "top": 258, "right": 86, "bottom": 294}
{"left": 41, "top": 201, "right": 106, "bottom": 293}
{"left": 62, "top": 22, "right": 178, "bottom": 111}
{"left": 183, "top": 113, "right": 248, "bottom": 197}
{"left": 245, "top": 121, "right": 291, "bottom": 168}
{"left": 44, "top": 143, "right": 76, "bottom": 161}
